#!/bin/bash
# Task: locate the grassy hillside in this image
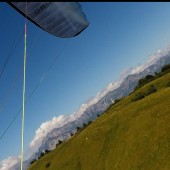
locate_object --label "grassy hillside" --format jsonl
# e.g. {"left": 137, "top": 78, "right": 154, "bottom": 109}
{"left": 28, "top": 72, "right": 170, "bottom": 170}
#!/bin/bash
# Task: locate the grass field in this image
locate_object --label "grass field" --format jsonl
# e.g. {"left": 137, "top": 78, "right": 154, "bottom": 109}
{"left": 28, "top": 72, "right": 170, "bottom": 170}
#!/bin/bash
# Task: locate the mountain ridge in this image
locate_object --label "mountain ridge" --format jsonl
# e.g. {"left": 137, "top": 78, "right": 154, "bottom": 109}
{"left": 28, "top": 65, "right": 170, "bottom": 170}
{"left": 9, "top": 48, "right": 170, "bottom": 170}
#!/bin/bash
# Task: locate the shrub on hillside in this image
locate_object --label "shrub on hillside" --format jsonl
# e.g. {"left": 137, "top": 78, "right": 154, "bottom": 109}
{"left": 145, "top": 84, "right": 157, "bottom": 96}
{"left": 167, "top": 80, "right": 170, "bottom": 87}
{"left": 45, "top": 162, "right": 51, "bottom": 168}
{"left": 138, "top": 75, "right": 155, "bottom": 85}
{"left": 132, "top": 84, "right": 157, "bottom": 102}
{"left": 132, "top": 63, "right": 170, "bottom": 93}
{"left": 134, "top": 74, "right": 155, "bottom": 91}
{"left": 131, "top": 92, "right": 145, "bottom": 102}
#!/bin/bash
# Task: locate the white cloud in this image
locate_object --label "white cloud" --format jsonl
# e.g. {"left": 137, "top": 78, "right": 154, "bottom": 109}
{"left": 29, "top": 115, "right": 69, "bottom": 150}
{"left": 120, "top": 67, "right": 133, "bottom": 79}
{"left": 0, "top": 156, "right": 19, "bottom": 170}
{"left": 125, "top": 45, "right": 170, "bottom": 75}
{"left": 130, "top": 64, "right": 145, "bottom": 74}
{"left": 28, "top": 79, "right": 123, "bottom": 153}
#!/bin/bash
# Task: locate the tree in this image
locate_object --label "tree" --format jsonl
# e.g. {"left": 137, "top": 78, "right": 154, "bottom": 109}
{"left": 38, "top": 152, "right": 45, "bottom": 159}
{"left": 161, "top": 63, "right": 170, "bottom": 72}
{"left": 44, "top": 149, "right": 50, "bottom": 154}
{"left": 145, "top": 75, "right": 155, "bottom": 80}
{"left": 97, "top": 114, "right": 100, "bottom": 117}
{"left": 88, "top": 121, "right": 92, "bottom": 125}
{"left": 56, "top": 139, "right": 63, "bottom": 148}
{"left": 155, "top": 72, "right": 158, "bottom": 76}
{"left": 30, "top": 159, "right": 37, "bottom": 165}
{"left": 58, "top": 140, "right": 63, "bottom": 144}
{"left": 76, "top": 126, "right": 81, "bottom": 131}
{"left": 83, "top": 123, "right": 87, "bottom": 127}
{"left": 114, "top": 98, "right": 121, "bottom": 103}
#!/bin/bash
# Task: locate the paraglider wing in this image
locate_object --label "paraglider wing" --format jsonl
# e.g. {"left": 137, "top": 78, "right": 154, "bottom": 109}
{"left": 7, "top": 2, "right": 89, "bottom": 38}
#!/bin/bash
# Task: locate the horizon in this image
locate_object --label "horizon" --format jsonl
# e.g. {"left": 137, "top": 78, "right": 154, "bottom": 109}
{"left": 1, "top": 40, "right": 170, "bottom": 170}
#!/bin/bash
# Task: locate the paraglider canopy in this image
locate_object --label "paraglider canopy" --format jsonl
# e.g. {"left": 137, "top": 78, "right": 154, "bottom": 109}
{"left": 8, "top": 2, "right": 89, "bottom": 38}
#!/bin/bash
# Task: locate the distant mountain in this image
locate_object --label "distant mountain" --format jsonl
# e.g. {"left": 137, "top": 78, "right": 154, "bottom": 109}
{"left": 28, "top": 68, "right": 170, "bottom": 170}
{"left": 28, "top": 51, "right": 170, "bottom": 164}
{"left": 11, "top": 49, "right": 170, "bottom": 170}
{"left": 103, "top": 52, "right": 170, "bottom": 102}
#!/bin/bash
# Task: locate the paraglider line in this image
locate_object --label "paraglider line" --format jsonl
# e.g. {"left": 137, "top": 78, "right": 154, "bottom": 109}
{"left": 0, "top": 47, "right": 65, "bottom": 142}
{"left": 0, "top": 31, "right": 22, "bottom": 81}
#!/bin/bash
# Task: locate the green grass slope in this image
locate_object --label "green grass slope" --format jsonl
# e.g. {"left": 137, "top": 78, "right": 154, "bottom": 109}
{"left": 28, "top": 73, "right": 170, "bottom": 170}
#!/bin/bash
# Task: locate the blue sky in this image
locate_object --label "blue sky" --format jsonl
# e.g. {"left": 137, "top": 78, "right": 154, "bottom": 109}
{"left": 1, "top": 2, "right": 170, "bottom": 163}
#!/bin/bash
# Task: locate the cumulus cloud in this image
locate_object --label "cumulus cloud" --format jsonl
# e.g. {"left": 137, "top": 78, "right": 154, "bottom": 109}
{"left": 120, "top": 67, "right": 133, "bottom": 79}
{"left": 95, "top": 80, "right": 121, "bottom": 99}
{"left": 29, "top": 78, "right": 123, "bottom": 153}
{"left": 29, "top": 99, "right": 96, "bottom": 152}
{"left": 130, "top": 64, "right": 145, "bottom": 75}
{"left": 0, "top": 156, "right": 19, "bottom": 170}
{"left": 124, "top": 45, "right": 170, "bottom": 75}
{"left": 30, "top": 115, "right": 69, "bottom": 150}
